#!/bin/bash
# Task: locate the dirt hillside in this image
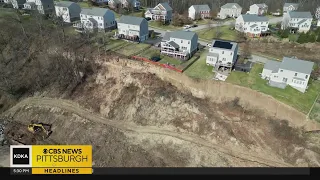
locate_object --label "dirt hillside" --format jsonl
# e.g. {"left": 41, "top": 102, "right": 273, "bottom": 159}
{"left": 1, "top": 57, "right": 320, "bottom": 167}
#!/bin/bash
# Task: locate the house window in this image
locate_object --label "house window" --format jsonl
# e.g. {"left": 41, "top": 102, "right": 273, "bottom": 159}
{"left": 295, "top": 73, "right": 297, "bottom": 76}
{"left": 222, "top": 51, "right": 224, "bottom": 54}
{"left": 188, "top": 41, "right": 190, "bottom": 44}
{"left": 280, "top": 70, "right": 283, "bottom": 72}
{"left": 305, "top": 75, "right": 308, "bottom": 79}
{"left": 181, "top": 40, "right": 183, "bottom": 43}
{"left": 99, "top": 23, "right": 102, "bottom": 26}
{"left": 282, "top": 77, "right": 287, "bottom": 82}
{"left": 230, "top": 52, "right": 232, "bottom": 55}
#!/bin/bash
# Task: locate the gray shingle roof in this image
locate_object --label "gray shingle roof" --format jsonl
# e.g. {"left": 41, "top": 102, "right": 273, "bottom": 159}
{"left": 118, "top": 15, "right": 145, "bottom": 25}
{"left": 81, "top": 7, "right": 111, "bottom": 17}
{"left": 241, "top": 14, "right": 268, "bottom": 22}
{"left": 40, "top": 0, "right": 54, "bottom": 7}
{"left": 221, "top": 3, "right": 241, "bottom": 9}
{"left": 255, "top": 3, "right": 268, "bottom": 8}
{"left": 288, "top": 11, "right": 312, "bottom": 19}
{"left": 158, "top": 2, "right": 172, "bottom": 11}
{"left": 190, "top": 4, "right": 210, "bottom": 11}
{"left": 284, "top": 3, "right": 299, "bottom": 9}
{"left": 280, "top": 57, "right": 314, "bottom": 74}
{"left": 298, "top": 19, "right": 307, "bottom": 24}
{"left": 55, "top": 1, "right": 74, "bottom": 8}
{"left": 168, "top": 41, "right": 179, "bottom": 48}
{"left": 264, "top": 60, "right": 281, "bottom": 73}
{"left": 165, "top": 31, "right": 197, "bottom": 41}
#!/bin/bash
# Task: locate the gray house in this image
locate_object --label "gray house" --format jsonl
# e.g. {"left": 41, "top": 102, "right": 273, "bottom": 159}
{"left": 281, "top": 11, "right": 312, "bottom": 33}
{"left": 11, "top": 0, "right": 26, "bottom": 9}
{"left": 23, "top": 0, "right": 54, "bottom": 15}
{"left": 247, "top": 3, "right": 268, "bottom": 15}
{"left": 261, "top": 57, "right": 314, "bottom": 93}
{"left": 145, "top": 2, "right": 173, "bottom": 23}
{"left": 55, "top": 1, "right": 81, "bottom": 23}
{"left": 161, "top": 31, "right": 198, "bottom": 60}
{"left": 218, "top": 3, "right": 242, "bottom": 19}
{"left": 188, "top": 4, "right": 211, "bottom": 20}
{"left": 283, "top": 3, "right": 299, "bottom": 14}
{"left": 206, "top": 40, "right": 238, "bottom": 69}
{"left": 117, "top": 15, "right": 149, "bottom": 42}
{"left": 73, "top": 7, "right": 116, "bottom": 32}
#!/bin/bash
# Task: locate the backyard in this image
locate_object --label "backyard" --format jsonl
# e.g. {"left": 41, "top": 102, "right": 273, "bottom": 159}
{"left": 226, "top": 63, "right": 320, "bottom": 115}
{"left": 148, "top": 21, "right": 182, "bottom": 31}
{"left": 310, "top": 95, "right": 320, "bottom": 122}
{"left": 196, "top": 26, "right": 237, "bottom": 41}
{"left": 114, "top": 42, "right": 150, "bottom": 56}
{"left": 184, "top": 51, "right": 214, "bottom": 79}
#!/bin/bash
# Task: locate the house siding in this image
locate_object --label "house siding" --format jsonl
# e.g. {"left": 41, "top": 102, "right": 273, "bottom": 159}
{"left": 235, "top": 16, "right": 269, "bottom": 36}
{"left": 248, "top": 4, "right": 268, "bottom": 15}
{"left": 218, "top": 7, "right": 242, "bottom": 19}
{"left": 281, "top": 13, "right": 312, "bottom": 33}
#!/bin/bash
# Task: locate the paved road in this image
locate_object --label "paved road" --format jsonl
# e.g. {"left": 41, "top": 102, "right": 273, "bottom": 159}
{"left": 4, "top": 97, "right": 293, "bottom": 167}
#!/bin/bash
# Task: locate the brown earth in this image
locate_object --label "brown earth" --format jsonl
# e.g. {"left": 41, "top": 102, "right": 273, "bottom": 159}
{"left": 1, "top": 57, "right": 320, "bottom": 167}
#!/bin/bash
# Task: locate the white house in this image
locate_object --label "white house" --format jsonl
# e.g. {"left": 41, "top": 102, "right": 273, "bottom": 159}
{"left": 261, "top": 57, "right": 314, "bottom": 93}
{"left": 188, "top": 4, "right": 211, "bottom": 20}
{"left": 11, "top": 0, "right": 26, "bottom": 9}
{"left": 108, "top": 0, "right": 140, "bottom": 9}
{"left": 55, "top": 1, "right": 81, "bottom": 23}
{"left": 117, "top": 15, "right": 149, "bottom": 42}
{"left": 283, "top": 3, "right": 299, "bottom": 14}
{"left": 145, "top": 2, "right": 173, "bottom": 23}
{"left": 74, "top": 7, "right": 116, "bottom": 32}
{"left": 217, "top": 3, "right": 242, "bottom": 19}
{"left": 247, "top": 3, "right": 268, "bottom": 16}
{"left": 281, "top": 11, "right": 312, "bottom": 33}
{"left": 206, "top": 40, "right": 238, "bottom": 69}
{"left": 23, "top": 0, "right": 54, "bottom": 14}
{"left": 161, "top": 31, "right": 198, "bottom": 60}
{"left": 235, "top": 14, "right": 269, "bottom": 37}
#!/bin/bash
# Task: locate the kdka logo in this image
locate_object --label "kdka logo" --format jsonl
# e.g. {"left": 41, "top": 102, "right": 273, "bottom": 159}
{"left": 10, "top": 145, "right": 32, "bottom": 167}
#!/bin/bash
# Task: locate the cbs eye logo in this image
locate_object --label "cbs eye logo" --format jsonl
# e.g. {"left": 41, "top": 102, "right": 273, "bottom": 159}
{"left": 10, "top": 145, "right": 32, "bottom": 167}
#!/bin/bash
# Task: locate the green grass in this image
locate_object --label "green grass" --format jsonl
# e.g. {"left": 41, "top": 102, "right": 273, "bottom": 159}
{"left": 226, "top": 64, "right": 320, "bottom": 114}
{"left": 196, "top": 26, "right": 237, "bottom": 41}
{"left": 184, "top": 51, "right": 214, "bottom": 79}
{"left": 310, "top": 97, "right": 320, "bottom": 122}
{"left": 116, "top": 43, "right": 150, "bottom": 56}
{"left": 288, "top": 34, "right": 299, "bottom": 42}
{"left": 148, "top": 21, "right": 182, "bottom": 31}
{"left": 105, "top": 40, "right": 127, "bottom": 50}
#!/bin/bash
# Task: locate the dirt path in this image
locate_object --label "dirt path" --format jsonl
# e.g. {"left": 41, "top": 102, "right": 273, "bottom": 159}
{"left": 2, "top": 97, "right": 293, "bottom": 167}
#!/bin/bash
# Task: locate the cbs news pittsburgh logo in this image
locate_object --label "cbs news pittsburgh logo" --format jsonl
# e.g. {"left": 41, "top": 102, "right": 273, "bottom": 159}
{"left": 10, "top": 145, "right": 92, "bottom": 174}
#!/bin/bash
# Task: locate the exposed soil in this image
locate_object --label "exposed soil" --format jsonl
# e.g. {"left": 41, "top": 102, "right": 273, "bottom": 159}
{"left": 1, "top": 58, "right": 320, "bottom": 167}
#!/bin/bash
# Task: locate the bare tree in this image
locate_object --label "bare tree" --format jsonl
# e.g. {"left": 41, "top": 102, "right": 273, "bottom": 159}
{"left": 241, "top": 40, "right": 251, "bottom": 60}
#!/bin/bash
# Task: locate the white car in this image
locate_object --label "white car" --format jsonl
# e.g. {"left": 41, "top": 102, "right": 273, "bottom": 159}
{"left": 207, "top": 43, "right": 212, "bottom": 47}
{"left": 183, "top": 25, "right": 191, "bottom": 29}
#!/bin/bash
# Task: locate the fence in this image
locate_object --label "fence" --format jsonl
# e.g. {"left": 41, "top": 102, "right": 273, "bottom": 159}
{"left": 131, "top": 56, "right": 183, "bottom": 73}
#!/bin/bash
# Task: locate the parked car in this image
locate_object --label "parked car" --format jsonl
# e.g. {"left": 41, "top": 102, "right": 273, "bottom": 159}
{"left": 192, "top": 24, "right": 198, "bottom": 27}
{"left": 183, "top": 25, "right": 191, "bottom": 29}
{"left": 150, "top": 56, "right": 161, "bottom": 62}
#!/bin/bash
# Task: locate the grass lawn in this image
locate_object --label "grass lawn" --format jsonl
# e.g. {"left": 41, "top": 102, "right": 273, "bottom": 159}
{"left": 105, "top": 40, "right": 128, "bottom": 50}
{"left": 310, "top": 95, "right": 320, "bottom": 122}
{"left": 184, "top": 51, "right": 214, "bottom": 79}
{"left": 196, "top": 26, "right": 237, "bottom": 41}
{"left": 226, "top": 64, "right": 320, "bottom": 114}
{"left": 148, "top": 21, "right": 182, "bottom": 31}
{"left": 193, "top": 19, "right": 213, "bottom": 25}
{"left": 116, "top": 43, "right": 150, "bottom": 56}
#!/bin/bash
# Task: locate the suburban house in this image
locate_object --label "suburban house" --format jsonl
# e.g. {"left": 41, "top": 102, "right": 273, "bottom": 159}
{"left": 55, "top": 1, "right": 81, "bottom": 23}
{"left": 206, "top": 40, "right": 238, "bottom": 69}
{"left": 247, "top": 3, "right": 268, "bottom": 16}
{"left": 261, "top": 57, "right": 314, "bottom": 93}
{"left": 11, "top": 0, "right": 26, "bottom": 9}
{"left": 235, "top": 14, "right": 269, "bottom": 37}
{"left": 23, "top": 0, "right": 54, "bottom": 14}
{"left": 145, "top": 2, "right": 173, "bottom": 23}
{"left": 188, "top": 4, "right": 211, "bottom": 20}
{"left": 108, "top": 0, "right": 140, "bottom": 10}
{"left": 73, "top": 7, "right": 116, "bottom": 32}
{"left": 217, "top": 3, "right": 242, "bottom": 19}
{"left": 283, "top": 3, "right": 299, "bottom": 14}
{"left": 281, "top": 11, "right": 312, "bottom": 33}
{"left": 117, "top": 15, "right": 148, "bottom": 42}
{"left": 161, "top": 31, "right": 198, "bottom": 60}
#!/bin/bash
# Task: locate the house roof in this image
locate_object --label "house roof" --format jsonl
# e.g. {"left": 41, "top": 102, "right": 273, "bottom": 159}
{"left": 40, "top": 0, "right": 54, "bottom": 7}
{"left": 264, "top": 60, "right": 281, "bottom": 73}
{"left": 158, "top": 2, "right": 172, "bottom": 11}
{"left": 241, "top": 14, "right": 268, "bottom": 22}
{"left": 164, "top": 31, "right": 197, "bottom": 41}
{"left": 55, "top": 1, "right": 74, "bottom": 8}
{"left": 211, "top": 39, "right": 237, "bottom": 51}
{"left": 118, "top": 15, "right": 145, "bottom": 25}
{"left": 190, "top": 4, "right": 210, "bottom": 11}
{"left": 221, "top": 3, "right": 241, "bottom": 9}
{"left": 168, "top": 41, "right": 179, "bottom": 48}
{"left": 288, "top": 11, "right": 312, "bottom": 19}
{"left": 24, "top": 2, "right": 35, "bottom": 5}
{"left": 250, "top": 24, "right": 258, "bottom": 28}
{"left": 284, "top": 3, "right": 299, "bottom": 9}
{"left": 81, "top": 7, "right": 112, "bottom": 16}
{"left": 255, "top": 3, "right": 268, "bottom": 8}
{"left": 298, "top": 19, "right": 307, "bottom": 24}
{"left": 280, "top": 57, "right": 314, "bottom": 74}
